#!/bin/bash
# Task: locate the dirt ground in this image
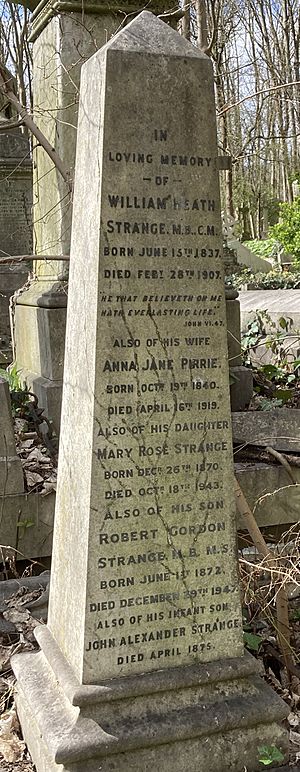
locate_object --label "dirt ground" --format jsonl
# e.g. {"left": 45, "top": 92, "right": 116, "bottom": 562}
{"left": 1, "top": 758, "right": 35, "bottom": 771}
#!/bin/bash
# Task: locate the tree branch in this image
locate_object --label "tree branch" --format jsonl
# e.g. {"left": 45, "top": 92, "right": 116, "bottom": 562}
{"left": 0, "top": 117, "right": 25, "bottom": 130}
{"left": 0, "top": 255, "right": 70, "bottom": 264}
{"left": 219, "top": 80, "right": 300, "bottom": 115}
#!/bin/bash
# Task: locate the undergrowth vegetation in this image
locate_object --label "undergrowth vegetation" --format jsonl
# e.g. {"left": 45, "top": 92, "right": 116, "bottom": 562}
{"left": 227, "top": 267, "right": 300, "bottom": 290}
{"left": 241, "top": 311, "right": 300, "bottom": 409}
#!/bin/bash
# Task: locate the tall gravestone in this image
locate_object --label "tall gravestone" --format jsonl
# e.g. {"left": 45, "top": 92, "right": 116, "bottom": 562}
{"left": 12, "top": 13, "right": 288, "bottom": 771}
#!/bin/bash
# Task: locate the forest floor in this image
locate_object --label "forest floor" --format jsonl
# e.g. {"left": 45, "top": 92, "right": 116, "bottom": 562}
{"left": 1, "top": 395, "right": 300, "bottom": 770}
{"left": 0, "top": 574, "right": 300, "bottom": 770}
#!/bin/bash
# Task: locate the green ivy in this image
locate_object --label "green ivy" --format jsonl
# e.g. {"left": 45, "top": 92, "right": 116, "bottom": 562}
{"left": 243, "top": 237, "right": 278, "bottom": 260}
{"left": 258, "top": 745, "right": 285, "bottom": 766}
{"left": 0, "top": 364, "right": 30, "bottom": 417}
{"left": 227, "top": 267, "right": 300, "bottom": 290}
{"left": 241, "top": 310, "right": 300, "bottom": 402}
{"left": 270, "top": 197, "right": 300, "bottom": 264}
{"left": 0, "top": 364, "right": 24, "bottom": 391}
{"left": 243, "top": 631, "right": 262, "bottom": 651}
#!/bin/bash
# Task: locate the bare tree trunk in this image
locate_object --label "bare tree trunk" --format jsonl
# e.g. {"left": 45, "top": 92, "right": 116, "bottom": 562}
{"left": 195, "top": 0, "right": 209, "bottom": 50}
{"left": 180, "top": 0, "right": 191, "bottom": 40}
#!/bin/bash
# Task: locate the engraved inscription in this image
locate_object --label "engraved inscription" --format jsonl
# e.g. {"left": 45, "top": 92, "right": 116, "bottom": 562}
{"left": 84, "top": 94, "right": 243, "bottom": 677}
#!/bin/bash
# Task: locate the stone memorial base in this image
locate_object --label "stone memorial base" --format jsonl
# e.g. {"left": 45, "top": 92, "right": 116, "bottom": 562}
{"left": 12, "top": 626, "right": 288, "bottom": 772}
{"left": 0, "top": 264, "right": 29, "bottom": 365}
{"left": 230, "top": 365, "right": 254, "bottom": 412}
{"left": 15, "top": 280, "right": 67, "bottom": 434}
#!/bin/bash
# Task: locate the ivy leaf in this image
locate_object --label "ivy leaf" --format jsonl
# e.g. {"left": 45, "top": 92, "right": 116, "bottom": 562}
{"left": 279, "top": 316, "right": 288, "bottom": 330}
{"left": 17, "top": 519, "right": 35, "bottom": 529}
{"left": 258, "top": 745, "right": 285, "bottom": 765}
{"left": 260, "top": 364, "right": 278, "bottom": 378}
{"left": 275, "top": 388, "right": 293, "bottom": 402}
{"left": 243, "top": 631, "right": 262, "bottom": 651}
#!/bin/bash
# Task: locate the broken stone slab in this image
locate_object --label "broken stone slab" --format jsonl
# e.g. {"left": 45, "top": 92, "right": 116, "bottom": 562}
{"left": 236, "top": 463, "right": 300, "bottom": 529}
{"left": 0, "top": 377, "right": 24, "bottom": 494}
{"left": 0, "top": 490, "right": 55, "bottom": 559}
{"left": 0, "top": 572, "right": 50, "bottom": 634}
{"left": 0, "top": 572, "right": 50, "bottom": 613}
{"left": 228, "top": 239, "right": 271, "bottom": 272}
{"left": 0, "top": 570, "right": 49, "bottom": 595}
{"left": 239, "top": 289, "right": 300, "bottom": 329}
{"left": 232, "top": 409, "right": 300, "bottom": 453}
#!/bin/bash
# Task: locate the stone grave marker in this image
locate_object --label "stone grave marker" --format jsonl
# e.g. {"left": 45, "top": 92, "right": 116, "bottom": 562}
{"left": 12, "top": 12, "right": 288, "bottom": 771}
{"left": 0, "top": 377, "right": 24, "bottom": 494}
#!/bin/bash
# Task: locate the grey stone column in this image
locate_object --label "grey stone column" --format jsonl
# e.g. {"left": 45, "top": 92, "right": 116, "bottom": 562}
{"left": 14, "top": 0, "right": 180, "bottom": 432}
{"left": 226, "top": 288, "right": 253, "bottom": 411}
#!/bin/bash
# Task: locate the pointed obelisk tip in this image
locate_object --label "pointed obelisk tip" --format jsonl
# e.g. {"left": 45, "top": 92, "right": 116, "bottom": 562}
{"left": 102, "top": 9, "right": 208, "bottom": 58}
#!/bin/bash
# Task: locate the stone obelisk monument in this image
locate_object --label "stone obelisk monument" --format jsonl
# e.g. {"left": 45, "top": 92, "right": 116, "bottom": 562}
{"left": 12, "top": 13, "right": 288, "bottom": 771}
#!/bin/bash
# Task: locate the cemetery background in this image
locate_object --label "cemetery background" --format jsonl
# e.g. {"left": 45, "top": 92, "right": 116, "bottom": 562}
{"left": 0, "top": 1, "right": 300, "bottom": 770}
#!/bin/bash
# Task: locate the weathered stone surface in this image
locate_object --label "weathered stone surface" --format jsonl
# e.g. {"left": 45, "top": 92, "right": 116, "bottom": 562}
{"left": 0, "top": 128, "right": 32, "bottom": 363}
{"left": 0, "top": 379, "right": 18, "bottom": 457}
{"left": 15, "top": 303, "right": 66, "bottom": 381}
{"left": 48, "top": 11, "right": 244, "bottom": 685}
{"left": 0, "top": 378, "right": 24, "bottom": 494}
{"left": 240, "top": 289, "right": 300, "bottom": 328}
{"left": 12, "top": 13, "right": 288, "bottom": 772}
{"left": 0, "top": 130, "right": 30, "bottom": 160}
{"left": 16, "top": 490, "right": 55, "bottom": 557}
{"left": 236, "top": 463, "right": 300, "bottom": 528}
{"left": 0, "top": 572, "right": 49, "bottom": 633}
{"left": 228, "top": 239, "right": 271, "bottom": 272}
{"left": 0, "top": 131, "right": 32, "bottom": 256}
{"left": 22, "top": 374, "right": 63, "bottom": 434}
{"left": 1, "top": 465, "right": 299, "bottom": 564}
{"left": 13, "top": 629, "right": 288, "bottom": 772}
{"left": 239, "top": 289, "right": 300, "bottom": 368}
{"left": 246, "top": 337, "right": 300, "bottom": 370}
{"left": 0, "top": 490, "right": 55, "bottom": 558}
{"left": 0, "top": 492, "right": 19, "bottom": 552}
{"left": 31, "top": 1, "right": 173, "bottom": 272}
{"left": 233, "top": 409, "right": 300, "bottom": 452}
{"left": 0, "top": 265, "right": 29, "bottom": 361}
{"left": 14, "top": 285, "right": 66, "bottom": 431}
{"left": 230, "top": 366, "right": 253, "bottom": 411}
